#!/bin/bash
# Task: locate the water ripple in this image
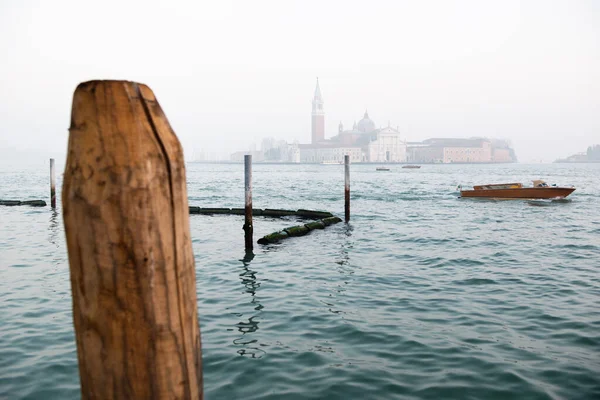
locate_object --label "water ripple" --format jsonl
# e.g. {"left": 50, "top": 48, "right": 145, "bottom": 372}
{"left": 2, "top": 163, "right": 600, "bottom": 399}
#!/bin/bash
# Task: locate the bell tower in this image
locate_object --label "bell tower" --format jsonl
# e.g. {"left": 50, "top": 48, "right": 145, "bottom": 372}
{"left": 311, "top": 78, "right": 325, "bottom": 144}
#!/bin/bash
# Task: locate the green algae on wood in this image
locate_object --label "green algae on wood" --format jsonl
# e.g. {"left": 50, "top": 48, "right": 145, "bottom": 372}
{"left": 257, "top": 216, "right": 342, "bottom": 245}
{"left": 322, "top": 216, "right": 342, "bottom": 226}
{"left": 257, "top": 230, "right": 289, "bottom": 244}
{"left": 284, "top": 225, "right": 310, "bottom": 237}
{"left": 304, "top": 221, "right": 326, "bottom": 230}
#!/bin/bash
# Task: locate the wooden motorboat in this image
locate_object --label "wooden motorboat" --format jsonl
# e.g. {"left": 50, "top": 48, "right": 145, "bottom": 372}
{"left": 460, "top": 180, "right": 575, "bottom": 199}
{"left": 376, "top": 167, "right": 390, "bottom": 171}
{"left": 402, "top": 165, "right": 421, "bottom": 169}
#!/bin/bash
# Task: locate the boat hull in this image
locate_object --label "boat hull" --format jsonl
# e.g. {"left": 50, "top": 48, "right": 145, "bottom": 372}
{"left": 460, "top": 187, "right": 575, "bottom": 199}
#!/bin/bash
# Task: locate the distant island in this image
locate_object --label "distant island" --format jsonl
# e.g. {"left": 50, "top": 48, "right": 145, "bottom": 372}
{"left": 231, "top": 136, "right": 517, "bottom": 164}
{"left": 554, "top": 145, "right": 600, "bottom": 163}
{"left": 230, "top": 78, "right": 517, "bottom": 164}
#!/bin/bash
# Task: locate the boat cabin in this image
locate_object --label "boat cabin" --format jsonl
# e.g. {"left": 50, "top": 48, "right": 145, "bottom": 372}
{"left": 473, "top": 183, "right": 522, "bottom": 190}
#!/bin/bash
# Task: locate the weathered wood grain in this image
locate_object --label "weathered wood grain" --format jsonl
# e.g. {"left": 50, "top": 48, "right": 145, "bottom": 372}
{"left": 62, "top": 80, "right": 202, "bottom": 399}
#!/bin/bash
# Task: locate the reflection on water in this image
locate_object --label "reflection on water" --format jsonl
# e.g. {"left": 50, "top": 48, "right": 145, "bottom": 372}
{"left": 235, "top": 250, "right": 266, "bottom": 358}
{"left": 526, "top": 198, "right": 573, "bottom": 207}
{"left": 321, "top": 229, "right": 355, "bottom": 316}
{"left": 342, "top": 221, "right": 353, "bottom": 237}
{"left": 47, "top": 209, "right": 67, "bottom": 300}
{"left": 337, "top": 224, "right": 354, "bottom": 273}
{"left": 48, "top": 209, "right": 59, "bottom": 247}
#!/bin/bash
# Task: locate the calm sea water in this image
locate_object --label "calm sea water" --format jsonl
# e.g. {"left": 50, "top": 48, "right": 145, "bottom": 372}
{"left": 1, "top": 162, "right": 599, "bottom": 399}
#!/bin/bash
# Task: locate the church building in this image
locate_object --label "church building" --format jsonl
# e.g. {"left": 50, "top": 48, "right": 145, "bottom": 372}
{"left": 299, "top": 79, "right": 407, "bottom": 163}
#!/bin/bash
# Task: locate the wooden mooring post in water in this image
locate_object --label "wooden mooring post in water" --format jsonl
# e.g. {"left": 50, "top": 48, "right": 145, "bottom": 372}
{"left": 345, "top": 154, "right": 350, "bottom": 223}
{"left": 62, "top": 80, "right": 203, "bottom": 399}
{"left": 50, "top": 158, "right": 56, "bottom": 208}
{"left": 244, "top": 154, "right": 253, "bottom": 250}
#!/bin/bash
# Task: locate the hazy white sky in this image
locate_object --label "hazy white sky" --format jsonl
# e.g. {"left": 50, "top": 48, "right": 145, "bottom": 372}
{"left": 0, "top": 0, "right": 598, "bottom": 164}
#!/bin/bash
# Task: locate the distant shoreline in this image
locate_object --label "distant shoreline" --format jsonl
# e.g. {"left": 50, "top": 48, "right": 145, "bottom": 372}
{"left": 553, "top": 160, "right": 600, "bottom": 164}
{"left": 187, "top": 161, "right": 520, "bottom": 165}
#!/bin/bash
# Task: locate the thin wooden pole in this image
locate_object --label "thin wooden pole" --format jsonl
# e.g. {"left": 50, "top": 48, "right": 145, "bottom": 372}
{"left": 62, "top": 80, "right": 203, "bottom": 399}
{"left": 345, "top": 154, "right": 350, "bottom": 223}
{"left": 244, "top": 154, "right": 253, "bottom": 250}
{"left": 50, "top": 158, "right": 56, "bottom": 208}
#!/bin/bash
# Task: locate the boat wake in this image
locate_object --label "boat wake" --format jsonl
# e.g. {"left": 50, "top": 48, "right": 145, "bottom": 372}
{"left": 526, "top": 198, "right": 573, "bottom": 206}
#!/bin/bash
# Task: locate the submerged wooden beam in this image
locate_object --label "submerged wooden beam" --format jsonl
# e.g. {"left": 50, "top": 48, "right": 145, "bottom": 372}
{"left": 187, "top": 207, "right": 331, "bottom": 219}
{"left": 296, "top": 209, "right": 333, "bottom": 219}
{"left": 0, "top": 199, "right": 47, "bottom": 207}
{"left": 62, "top": 80, "right": 203, "bottom": 399}
{"left": 262, "top": 208, "right": 297, "bottom": 217}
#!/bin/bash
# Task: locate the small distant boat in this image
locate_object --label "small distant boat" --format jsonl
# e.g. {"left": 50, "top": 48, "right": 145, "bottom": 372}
{"left": 376, "top": 167, "right": 390, "bottom": 171}
{"left": 459, "top": 180, "right": 575, "bottom": 199}
{"left": 402, "top": 165, "right": 421, "bottom": 169}
{"left": 321, "top": 161, "right": 341, "bottom": 165}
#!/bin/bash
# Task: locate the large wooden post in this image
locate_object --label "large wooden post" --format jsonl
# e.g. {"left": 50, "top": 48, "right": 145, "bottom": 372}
{"left": 344, "top": 155, "right": 350, "bottom": 223}
{"left": 243, "top": 155, "right": 253, "bottom": 250}
{"left": 62, "top": 80, "right": 203, "bottom": 399}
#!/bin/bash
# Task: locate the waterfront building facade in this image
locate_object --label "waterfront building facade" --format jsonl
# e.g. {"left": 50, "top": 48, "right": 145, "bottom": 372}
{"left": 366, "top": 126, "right": 407, "bottom": 162}
{"left": 407, "top": 138, "right": 516, "bottom": 163}
{"left": 298, "top": 145, "right": 362, "bottom": 163}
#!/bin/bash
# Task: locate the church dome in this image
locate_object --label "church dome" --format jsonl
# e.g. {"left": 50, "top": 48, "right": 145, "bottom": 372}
{"left": 357, "top": 110, "right": 376, "bottom": 133}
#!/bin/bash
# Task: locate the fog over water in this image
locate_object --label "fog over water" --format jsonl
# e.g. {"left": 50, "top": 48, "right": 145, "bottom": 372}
{"left": 0, "top": 0, "right": 598, "bottom": 166}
